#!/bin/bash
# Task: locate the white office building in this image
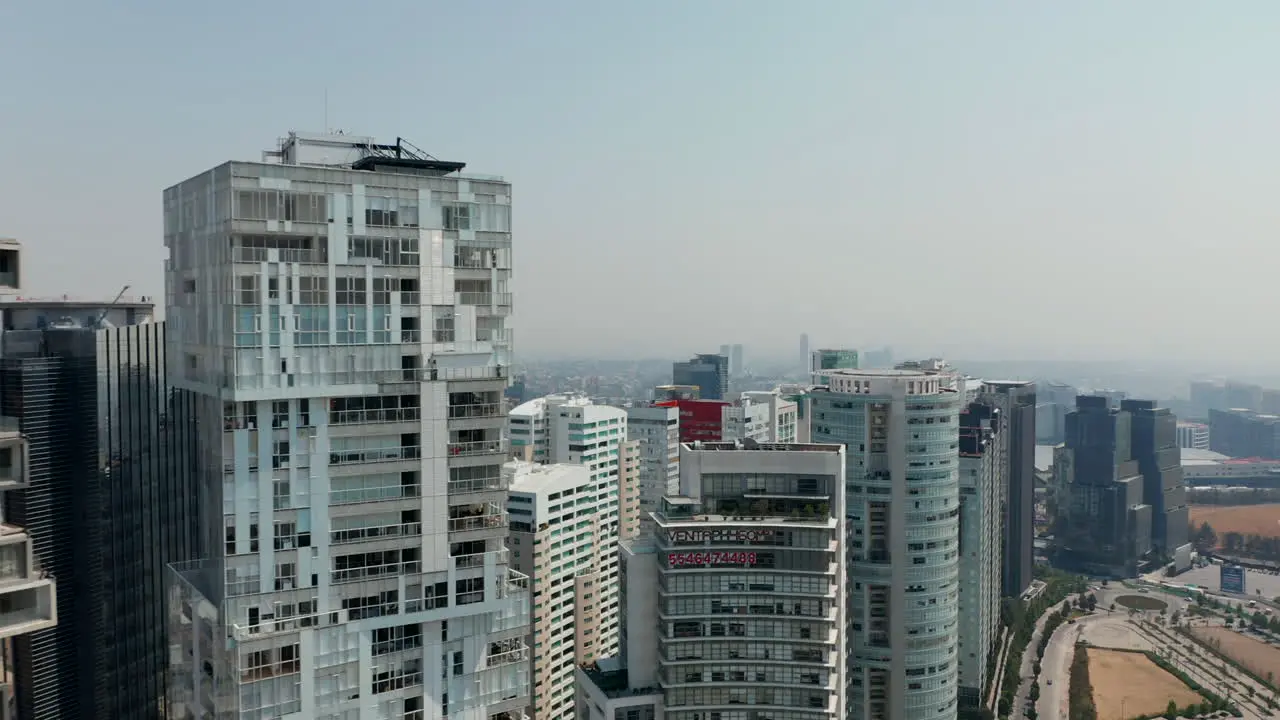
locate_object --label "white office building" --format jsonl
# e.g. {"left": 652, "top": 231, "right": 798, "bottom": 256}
{"left": 809, "top": 369, "right": 962, "bottom": 720}
{"left": 508, "top": 394, "right": 625, "bottom": 658}
{"left": 163, "top": 131, "right": 528, "bottom": 720}
{"left": 577, "top": 440, "right": 847, "bottom": 720}
{"left": 1176, "top": 422, "right": 1210, "bottom": 451}
{"left": 626, "top": 404, "right": 680, "bottom": 533}
{"left": 721, "top": 391, "right": 799, "bottom": 444}
{"left": 506, "top": 462, "right": 613, "bottom": 720}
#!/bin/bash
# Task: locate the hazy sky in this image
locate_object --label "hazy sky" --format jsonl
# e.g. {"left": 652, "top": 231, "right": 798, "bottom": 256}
{"left": 3, "top": 2, "right": 1277, "bottom": 367}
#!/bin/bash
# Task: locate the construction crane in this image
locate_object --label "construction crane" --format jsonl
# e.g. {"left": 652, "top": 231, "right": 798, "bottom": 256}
{"left": 94, "top": 285, "right": 131, "bottom": 328}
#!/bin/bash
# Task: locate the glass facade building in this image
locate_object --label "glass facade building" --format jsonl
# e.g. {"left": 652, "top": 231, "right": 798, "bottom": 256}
{"left": 809, "top": 369, "right": 961, "bottom": 720}
{"left": 655, "top": 441, "right": 846, "bottom": 720}
{"left": 0, "top": 322, "right": 197, "bottom": 719}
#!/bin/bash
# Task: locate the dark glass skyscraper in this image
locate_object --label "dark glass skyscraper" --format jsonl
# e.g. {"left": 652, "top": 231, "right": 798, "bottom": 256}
{"left": 0, "top": 322, "right": 197, "bottom": 719}
{"left": 1123, "top": 399, "right": 1189, "bottom": 556}
{"left": 671, "top": 353, "right": 728, "bottom": 400}
{"left": 1055, "top": 396, "right": 1151, "bottom": 576}
{"left": 979, "top": 381, "right": 1036, "bottom": 597}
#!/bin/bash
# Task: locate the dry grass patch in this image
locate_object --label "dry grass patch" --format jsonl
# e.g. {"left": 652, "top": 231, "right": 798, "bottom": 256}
{"left": 1086, "top": 648, "right": 1201, "bottom": 720}
{"left": 1189, "top": 503, "right": 1280, "bottom": 539}
{"left": 1192, "top": 626, "right": 1280, "bottom": 682}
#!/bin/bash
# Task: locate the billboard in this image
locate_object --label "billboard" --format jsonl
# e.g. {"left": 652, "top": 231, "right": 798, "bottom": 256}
{"left": 1221, "top": 564, "right": 1246, "bottom": 594}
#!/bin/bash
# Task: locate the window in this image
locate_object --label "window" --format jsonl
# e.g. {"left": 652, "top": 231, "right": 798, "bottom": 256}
{"left": 298, "top": 276, "right": 328, "bottom": 305}
{"left": 335, "top": 277, "right": 367, "bottom": 305}
{"left": 456, "top": 577, "right": 484, "bottom": 605}
{"left": 442, "top": 203, "right": 474, "bottom": 230}
{"left": 275, "top": 562, "right": 297, "bottom": 591}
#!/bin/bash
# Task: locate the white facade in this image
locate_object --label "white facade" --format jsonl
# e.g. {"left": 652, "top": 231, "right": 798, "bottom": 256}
{"left": 1176, "top": 422, "right": 1210, "bottom": 451}
{"left": 163, "top": 132, "right": 528, "bottom": 720}
{"left": 809, "top": 369, "right": 962, "bottom": 720}
{"left": 956, "top": 417, "right": 1001, "bottom": 708}
{"left": 508, "top": 394, "right": 624, "bottom": 659}
{"left": 722, "top": 391, "right": 798, "bottom": 444}
{"left": 506, "top": 463, "right": 605, "bottom": 720}
{"left": 626, "top": 405, "right": 680, "bottom": 535}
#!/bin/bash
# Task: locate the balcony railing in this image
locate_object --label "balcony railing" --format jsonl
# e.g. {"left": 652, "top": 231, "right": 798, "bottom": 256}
{"left": 330, "top": 484, "right": 421, "bottom": 506}
{"left": 447, "top": 403, "right": 503, "bottom": 420}
{"left": 331, "top": 407, "right": 421, "bottom": 425}
{"left": 447, "top": 440, "right": 506, "bottom": 457}
{"left": 454, "top": 549, "right": 509, "bottom": 569}
{"left": 332, "top": 560, "right": 422, "bottom": 585}
{"left": 448, "top": 513, "right": 507, "bottom": 533}
{"left": 448, "top": 475, "right": 507, "bottom": 496}
{"left": 330, "top": 446, "right": 420, "bottom": 465}
{"left": 457, "top": 292, "right": 513, "bottom": 307}
{"left": 486, "top": 646, "right": 529, "bottom": 668}
{"left": 331, "top": 522, "right": 422, "bottom": 545}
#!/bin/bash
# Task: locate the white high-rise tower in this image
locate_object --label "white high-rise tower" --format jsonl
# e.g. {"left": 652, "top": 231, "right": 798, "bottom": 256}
{"left": 163, "top": 132, "right": 529, "bottom": 720}
{"left": 809, "top": 369, "right": 962, "bottom": 720}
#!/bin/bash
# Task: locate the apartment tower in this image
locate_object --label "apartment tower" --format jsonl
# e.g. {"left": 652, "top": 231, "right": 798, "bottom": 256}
{"left": 508, "top": 394, "right": 625, "bottom": 658}
{"left": 163, "top": 132, "right": 530, "bottom": 720}
{"left": 809, "top": 369, "right": 962, "bottom": 720}
{"left": 506, "top": 463, "right": 605, "bottom": 720}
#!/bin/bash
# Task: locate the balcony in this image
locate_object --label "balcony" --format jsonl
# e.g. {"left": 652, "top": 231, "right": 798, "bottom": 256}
{"left": 448, "top": 475, "right": 507, "bottom": 497}
{"left": 456, "top": 292, "right": 513, "bottom": 308}
{"left": 330, "top": 522, "right": 422, "bottom": 546}
{"left": 0, "top": 581, "right": 56, "bottom": 640}
{"left": 0, "top": 431, "right": 27, "bottom": 491}
{"left": 447, "top": 439, "right": 507, "bottom": 458}
{"left": 331, "top": 407, "right": 421, "bottom": 426}
{"left": 448, "top": 511, "right": 507, "bottom": 534}
{"left": 447, "top": 403, "right": 503, "bottom": 420}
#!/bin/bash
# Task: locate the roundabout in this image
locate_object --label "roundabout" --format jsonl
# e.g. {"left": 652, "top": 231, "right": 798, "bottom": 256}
{"left": 1113, "top": 594, "right": 1168, "bottom": 612}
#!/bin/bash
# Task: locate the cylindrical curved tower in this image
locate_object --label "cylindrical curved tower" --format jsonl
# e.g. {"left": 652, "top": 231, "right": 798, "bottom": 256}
{"left": 810, "top": 369, "right": 961, "bottom": 720}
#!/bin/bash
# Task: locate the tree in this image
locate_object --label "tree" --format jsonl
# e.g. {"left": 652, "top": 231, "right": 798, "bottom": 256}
{"left": 1165, "top": 699, "right": 1178, "bottom": 719}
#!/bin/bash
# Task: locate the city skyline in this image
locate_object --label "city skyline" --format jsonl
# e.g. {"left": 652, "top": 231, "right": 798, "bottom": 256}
{"left": 7, "top": 3, "right": 1280, "bottom": 366}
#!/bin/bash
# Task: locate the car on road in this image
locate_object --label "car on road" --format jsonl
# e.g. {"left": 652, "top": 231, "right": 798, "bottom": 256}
{"left": 1047, "top": 680, "right": 1053, "bottom": 686}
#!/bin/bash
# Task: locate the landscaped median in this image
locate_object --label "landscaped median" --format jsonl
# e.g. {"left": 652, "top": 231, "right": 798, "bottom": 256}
{"left": 996, "top": 569, "right": 1088, "bottom": 719}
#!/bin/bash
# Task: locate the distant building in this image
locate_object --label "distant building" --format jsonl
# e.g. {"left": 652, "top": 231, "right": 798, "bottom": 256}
{"left": 672, "top": 353, "right": 728, "bottom": 400}
{"left": 799, "top": 333, "right": 810, "bottom": 372}
{"left": 1054, "top": 395, "right": 1188, "bottom": 575}
{"left": 626, "top": 405, "right": 680, "bottom": 534}
{"left": 723, "top": 390, "right": 798, "bottom": 443}
{"left": 860, "top": 346, "right": 893, "bottom": 369}
{"left": 1035, "top": 382, "right": 1077, "bottom": 444}
{"left": 1176, "top": 421, "right": 1210, "bottom": 451}
{"left": 809, "top": 348, "right": 858, "bottom": 383}
{"left": 1209, "top": 408, "right": 1280, "bottom": 459}
{"left": 656, "top": 398, "right": 730, "bottom": 443}
{"left": 653, "top": 384, "right": 699, "bottom": 401}
{"left": 1124, "top": 399, "right": 1190, "bottom": 557}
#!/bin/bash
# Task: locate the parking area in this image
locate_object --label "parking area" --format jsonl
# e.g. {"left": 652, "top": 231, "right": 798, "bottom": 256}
{"left": 1176, "top": 564, "right": 1280, "bottom": 600}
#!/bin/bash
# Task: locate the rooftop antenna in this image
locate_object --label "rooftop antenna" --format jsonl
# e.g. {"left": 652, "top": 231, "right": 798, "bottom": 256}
{"left": 324, "top": 89, "right": 329, "bottom": 134}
